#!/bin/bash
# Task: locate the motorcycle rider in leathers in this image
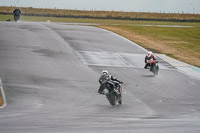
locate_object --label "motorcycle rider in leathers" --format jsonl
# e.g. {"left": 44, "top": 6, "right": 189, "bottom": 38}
{"left": 13, "top": 8, "right": 21, "bottom": 22}
{"left": 98, "top": 70, "right": 122, "bottom": 96}
{"left": 144, "top": 51, "right": 157, "bottom": 70}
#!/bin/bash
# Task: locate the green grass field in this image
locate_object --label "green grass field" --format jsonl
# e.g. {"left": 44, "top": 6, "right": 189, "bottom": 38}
{"left": 1, "top": 6, "right": 200, "bottom": 22}
{"left": 1, "top": 14, "right": 200, "bottom": 26}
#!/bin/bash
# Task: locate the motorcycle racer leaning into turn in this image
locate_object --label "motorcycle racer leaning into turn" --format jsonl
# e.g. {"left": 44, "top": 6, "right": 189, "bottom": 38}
{"left": 144, "top": 51, "right": 157, "bottom": 70}
{"left": 13, "top": 8, "right": 21, "bottom": 22}
{"left": 98, "top": 70, "right": 123, "bottom": 96}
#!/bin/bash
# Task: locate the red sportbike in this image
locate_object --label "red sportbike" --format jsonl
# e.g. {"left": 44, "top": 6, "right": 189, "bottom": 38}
{"left": 147, "top": 59, "right": 159, "bottom": 76}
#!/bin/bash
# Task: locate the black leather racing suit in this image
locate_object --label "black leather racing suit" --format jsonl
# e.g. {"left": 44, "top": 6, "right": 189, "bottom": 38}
{"left": 98, "top": 74, "right": 122, "bottom": 94}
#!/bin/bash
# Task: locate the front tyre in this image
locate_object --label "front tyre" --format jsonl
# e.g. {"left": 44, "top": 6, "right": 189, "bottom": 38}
{"left": 118, "top": 95, "right": 122, "bottom": 104}
{"left": 14, "top": 15, "right": 20, "bottom": 22}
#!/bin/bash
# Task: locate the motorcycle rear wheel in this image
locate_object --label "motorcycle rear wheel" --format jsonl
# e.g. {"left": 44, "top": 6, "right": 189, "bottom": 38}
{"left": 107, "top": 92, "right": 117, "bottom": 106}
{"left": 118, "top": 95, "right": 122, "bottom": 104}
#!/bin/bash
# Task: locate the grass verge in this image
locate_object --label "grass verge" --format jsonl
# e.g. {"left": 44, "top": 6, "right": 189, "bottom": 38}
{"left": 0, "top": 92, "right": 3, "bottom": 107}
{"left": 0, "top": 80, "right": 3, "bottom": 107}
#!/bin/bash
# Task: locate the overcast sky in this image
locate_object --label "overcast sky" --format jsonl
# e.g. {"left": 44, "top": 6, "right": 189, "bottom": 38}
{"left": 1, "top": 0, "right": 200, "bottom": 14}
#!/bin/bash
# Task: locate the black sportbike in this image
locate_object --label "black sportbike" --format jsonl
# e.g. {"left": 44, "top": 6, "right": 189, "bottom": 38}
{"left": 103, "top": 82, "right": 123, "bottom": 106}
{"left": 14, "top": 15, "right": 20, "bottom": 22}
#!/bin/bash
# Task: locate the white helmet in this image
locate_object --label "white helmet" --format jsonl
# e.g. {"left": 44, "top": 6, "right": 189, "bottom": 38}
{"left": 147, "top": 51, "right": 152, "bottom": 57}
{"left": 102, "top": 70, "right": 108, "bottom": 75}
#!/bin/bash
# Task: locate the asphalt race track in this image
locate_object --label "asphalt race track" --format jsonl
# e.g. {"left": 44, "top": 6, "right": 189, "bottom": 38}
{"left": 0, "top": 21, "right": 200, "bottom": 133}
